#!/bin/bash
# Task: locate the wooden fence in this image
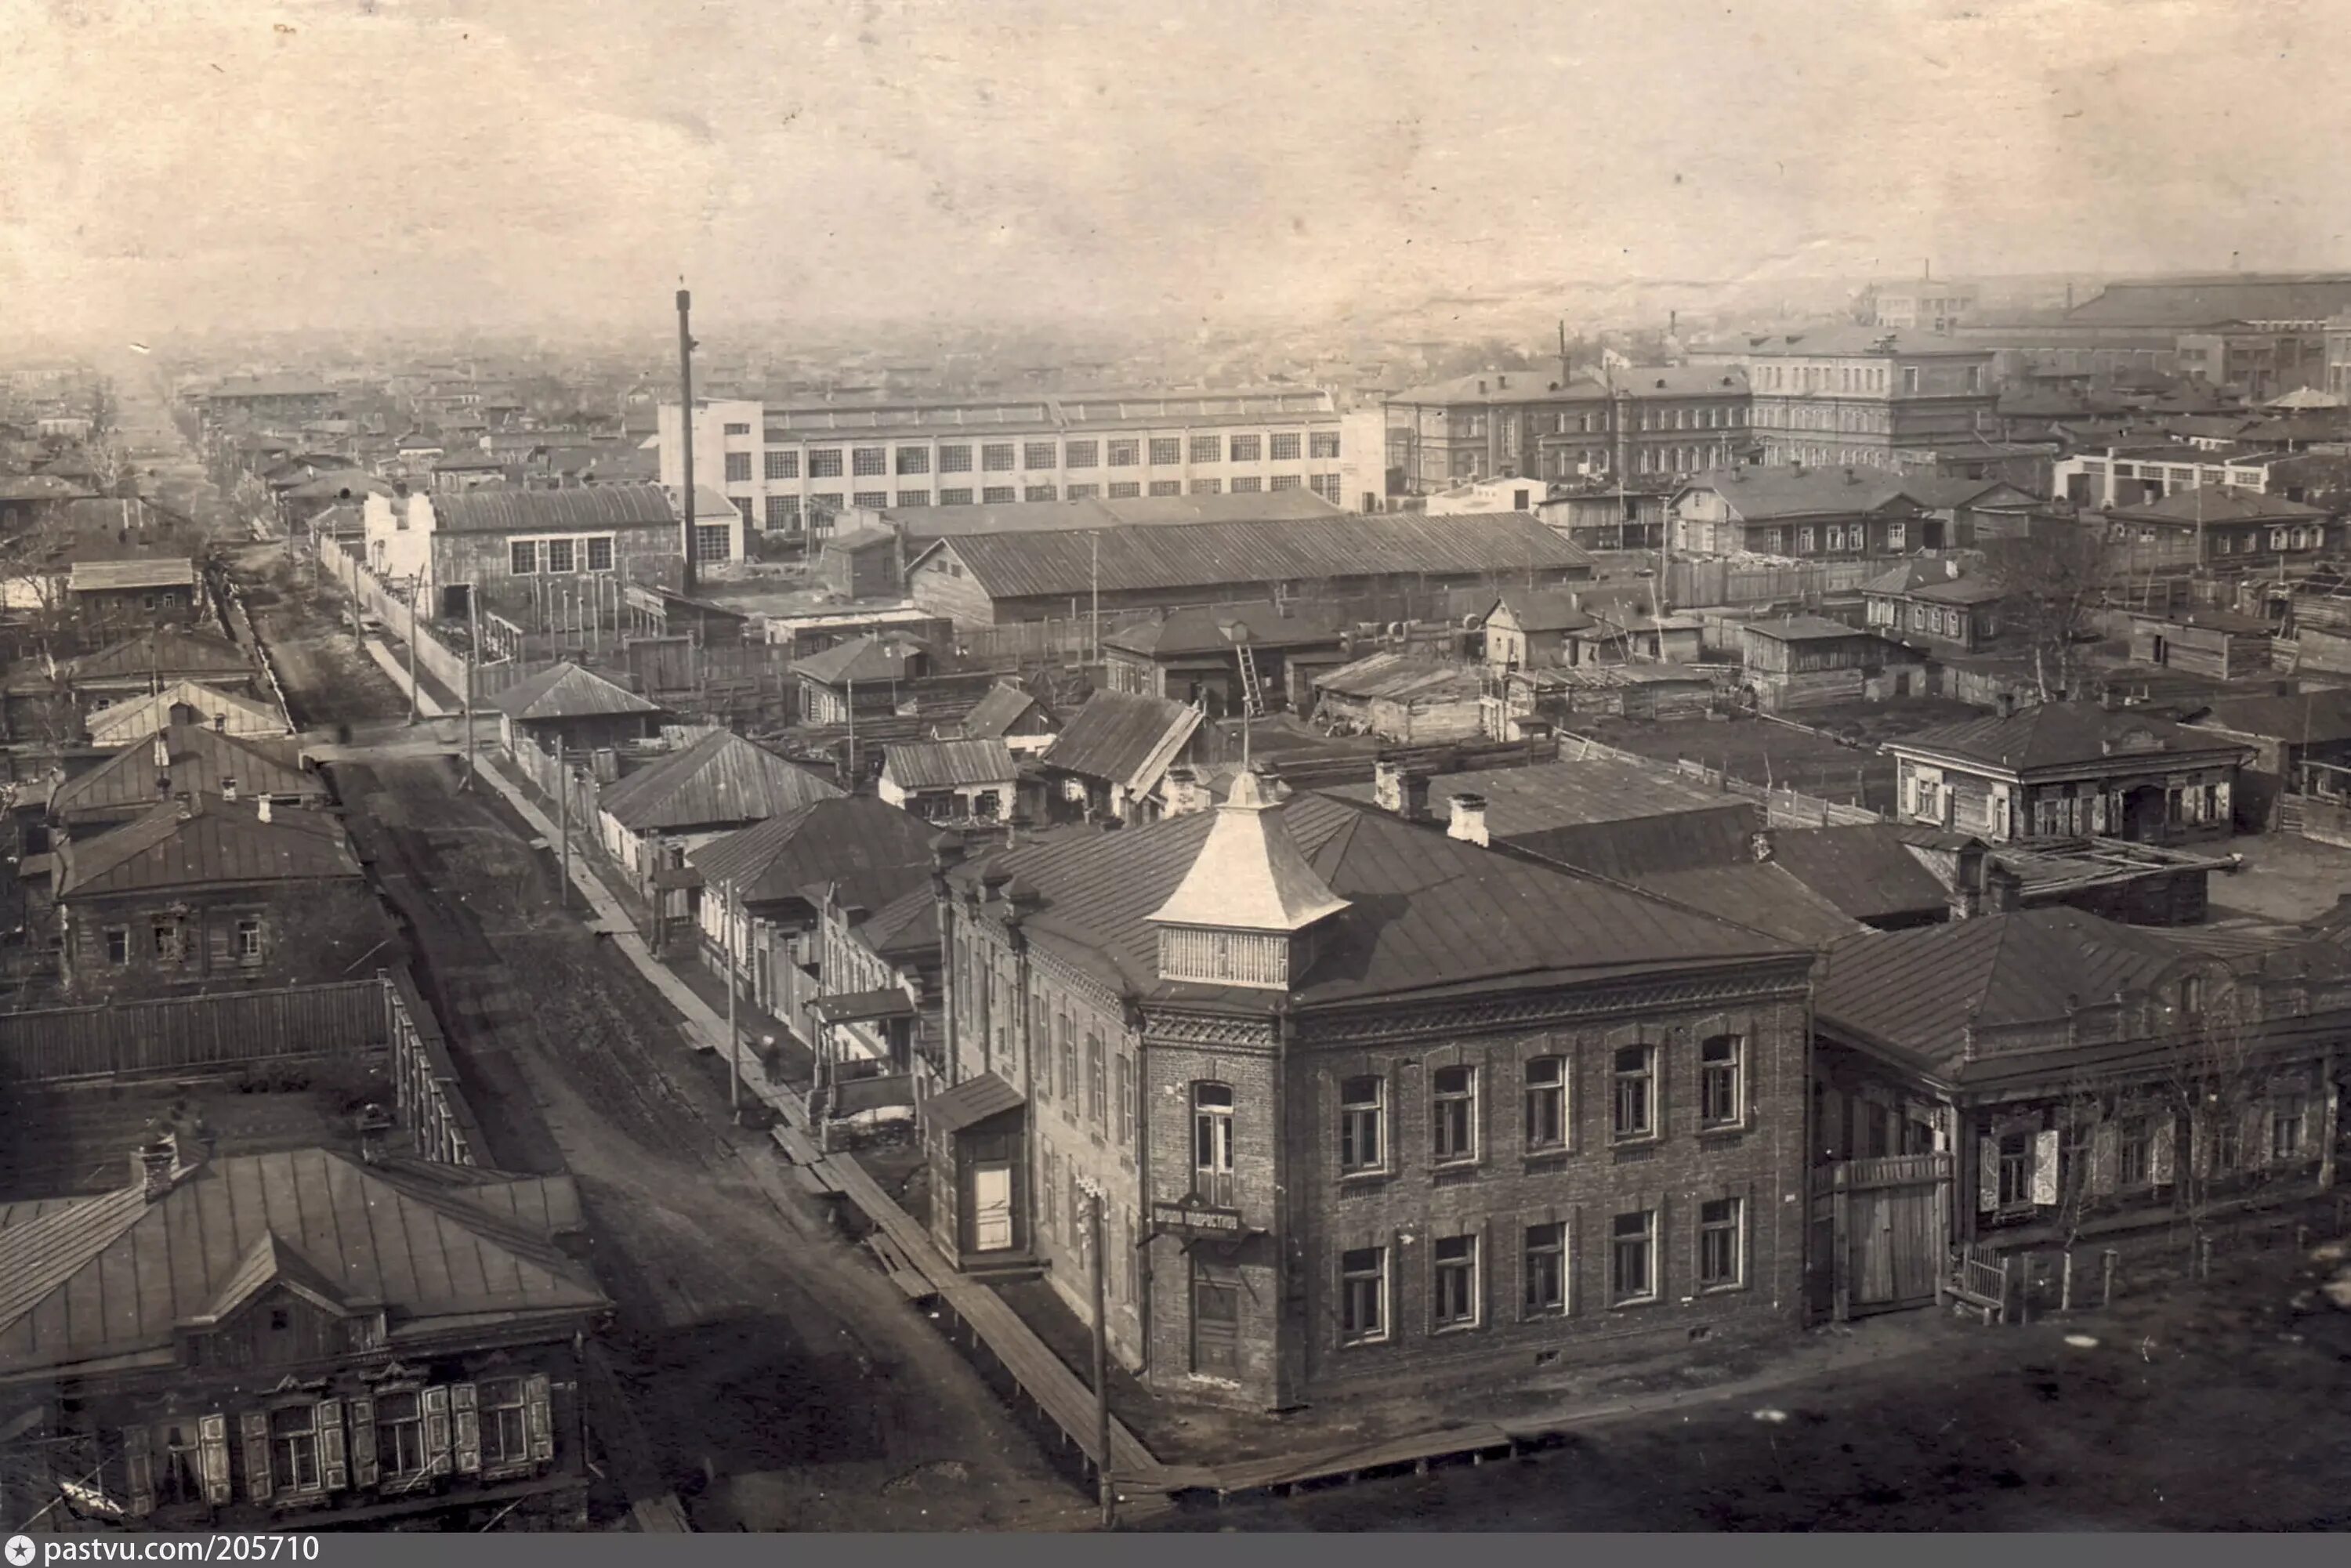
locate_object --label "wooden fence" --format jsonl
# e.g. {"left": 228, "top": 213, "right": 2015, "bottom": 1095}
{"left": 0, "top": 979, "right": 389, "bottom": 1085}
{"left": 1668, "top": 557, "right": 1880, "bottom": 610}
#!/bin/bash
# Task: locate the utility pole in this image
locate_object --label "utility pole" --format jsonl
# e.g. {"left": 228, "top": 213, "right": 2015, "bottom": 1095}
{"left": 555, "top": 735, "right": 571, "bottom": 914}
{"left": 726, "top": 878, "right": 743, "bottom": 1119}
{"left": 406, "top": 576, "right": 420, "bottom": 726}
{"left": 1086, "top": 1181, "right": 1116, "bottom": 1529}
{"left": 1090, "top": 531, "right": 1101, "bottom": 665}
{"left": 462, "top": 584, "right": 478, "bottom": 791}
{"left": 678, "top": 287, "right": 700, "bottom": 597}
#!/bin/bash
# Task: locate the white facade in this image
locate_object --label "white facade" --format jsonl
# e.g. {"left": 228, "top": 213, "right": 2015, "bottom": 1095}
{"left": 362, "top": 492, "right": 437, "bottom": 592}
{"left": 658, "top": 389, "right": 1349, "bottom": 539}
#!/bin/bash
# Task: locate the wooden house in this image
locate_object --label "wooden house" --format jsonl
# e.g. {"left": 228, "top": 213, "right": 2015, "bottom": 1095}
{"left": 485, "top": 661, "right": 662, "bottom": 760}
{"left": 1863, "top": 561, "right": 2010, "bottom": 656}
{"left": 1310, "top": 652, "right": 1485, "bottom": 743}
{"left": 1100, "top": 601, "right": 1349, "bottom": 717}
{"left": 1735, "top": 616, "right": 1922, "bottom": 712}
{"left": 1036, "top": 690, "right": 1203, "bottom": 824}
{"left": 878, "top": 738, "right": 1019, "bottom": 824}
{"left": 2126, "top": 609, "right": 2274, "bottom": 680}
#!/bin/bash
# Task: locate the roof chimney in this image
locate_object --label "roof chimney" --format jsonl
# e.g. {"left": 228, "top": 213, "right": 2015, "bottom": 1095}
{"left": 133, "top": 1135, "right": 178, "bottom": 1202}
{"left": 152, "top": 733, "right": 169, "bottom": 770}
{"left": 1949, "top": 841, "right": 1988, "bottom": 921}
{"left": 1995, "top": 690, "right": 2015, "bottom": 719}
{"left": 256, "top": 796, "right": 272, "bottom": 824}
{"left": 1497, "top": 374, "right": 1509, "bottom": 389}
{"left": 354, "top": 1102, "right": 394, "bottom": 1164}
{"left": 212, "top": 712, "right": 226, "bottom": 733}
{"left": 1162, "top": 766, "right": 1211, "bottom": 817}
{"left": 1446, "top": 792, "right": 1490, "bottom": 848}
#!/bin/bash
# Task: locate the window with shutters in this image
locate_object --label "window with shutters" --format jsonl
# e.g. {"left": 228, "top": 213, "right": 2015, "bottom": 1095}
{"left": 1431, "top": 1065, "right": 1477, "bottom": 1164}
{"left": 1339, "top": 1074, "right": 1385, "bottom": 1174}
{"left": 2273, "top": 1095, "right": 2309, "bottom": 1160}
{"left": 1431, "top": 1233, "right": 1479, "bottom": 1329}
{"left": 1523, "top": 1056, "right": 1566, "bottom": 1152}
{"left": 269, "top": 1404, "right": 322, "bottom": 1494}
{"left": 1523, "top": 1222, "right": 1567, "bottom": 1316}
{"left": 480, "top": 1378, "right": 530, "bottom": 1470}
{"left": 2118, "top": 1117, "right": 2154, "bottom": 1187}
{"left": 1086, "top": 1032, "right": 1107, "bottom": 1127}
{"left": 1611, "top": 1045, "right": 1656, "bottom": 1141}
{"left": 373, "top": 1392, "right": 427, "bottom": 1483}
{"left": 1996, "top": 1130, "right": 2034, "bottom": 1208}
{"left": 1115, "top": 1053, "right": 1135, "bottom": 1146}
{"left": 1339, "top": 1245, "right": 1387, "bottom": 1343}
{"left": 1610, "top": 1209, "right": 1657, "bottom": 1305}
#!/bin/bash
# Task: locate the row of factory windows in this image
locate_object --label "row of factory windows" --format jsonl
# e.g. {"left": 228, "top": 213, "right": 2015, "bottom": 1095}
{"left": 723, "top": 431, "right": 1342, "bottom": 482}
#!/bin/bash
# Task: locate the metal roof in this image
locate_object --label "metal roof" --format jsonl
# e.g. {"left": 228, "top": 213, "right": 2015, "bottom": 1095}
{"left": 597, "top": 729, "right": 842, "bottom": 833}
{"left": 957, "top": 682, "right": 1049, "bottom": 741}
{"left": 71, "top": 628, "right": 254, "bottom": 683}
{"left": 922, "top": 1070, "right": 1025, "bottom": 1134}
{"left": 685, "top": 795, "right": 935, "bottom": 912}
{"left": 918, "top": 511, "right": 1594, "bottom": 601}
{"left": 1313, "top": 651, "right": 1483, "bottom": 704}
{"left": 50, "top": 722, "right": 321, "bottom": 821}
{"left": 86, "top": 682, "right": 288, "bottom": 748}
{"left": 429, "top": 481, "right": 679, "bottom": 536}
{"left": 894, "top": 489, "right": 1345, "bottom": 541}
{"left": 56, "top": 796, "right": 360, "bottom": 898}
{"left": 68, "top": 558, "right": 197, "bottom": 592}
{"left": 1103, "top": 599, "right": 1349, "bottom": 657}
{"left": 2065, "top": 276, "right": 2351, "bottom": 328}
{"left": 2188, "top": 688, "right": 2351, "bottom": 746}
{"left": 953, "top": 793, "right": 1800, "bottom": 1009}
{"left": 1632, "top": 862, "right": 1868, "bottom": 947}
{"left": 1484, "top": 590, "right": 1593, "bottom": 634}
{"left": 792, "top": 635, "right": 925, "bottom": 688}
{"left": 1737, "top": 614, "right": 1881, "bottom": 643}
{"left": 0, "top": 1150, "right": 604, "bottom": 1377}
{"left": 1041, "top": 691, "right": 1203, "bottom": 794}
{"left": 1671, "top": 465, "right": 1921, "bottom": 522}
{"left": 881, "top": 737, "right": 1016, "bottom": 793}
{"left": 1889, "top": 701, "right": 2254, "bottom": 776}
{"left": 1759, "top": 825, "right": 1954, "bottom": 923}
{"left": 487, "top": 661, "right": 661, "bottom": 722}
{"left": 2104, "top": 486, "right": 2326, "bottom": 524}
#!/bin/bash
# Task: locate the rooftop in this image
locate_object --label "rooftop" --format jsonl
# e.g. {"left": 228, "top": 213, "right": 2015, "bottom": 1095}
{"left": 2104, "top": 486, "right": 2327, "bottom": 525}
{"left": 86, "top": 683, "right": 287, "bottom": 748}
{"left": 49, "top": 722, "right": 322, "bottom": 822}
{"left": 1888, "top": 701, "right": 2254, "bottom": 775}
{"left": 429, "top": 481, "right": 680, "bottom": 536}
{"left": 597, "top": 729, "right": 842, "bottom": 833}
{"left": 793, "top": 634, "right": 926, "bottom": 687}
{"left": 1103, "top": 599, "right": 1349, "bottom": 658}
{"left": 71, "top": 628, "right": 253, "bottom": 683}
{"left": 957, "top": 681, "right": 1049, "bottom": 741}
{"left": 1042, "top": 690, "right": 1203, "bottom": 793}
{"left": 890, "top": 489, "right": 1345, "bottom": 541}
{"left": 1738, "top": 614, "right": 1882, "bottom": 644}
{"left": 487, "top": 661, "right": 661, "bottom": 722}
{"left": 55, "top": 795, "right": 360, "bottom": 898}
{"left": 1312, "top": 651, "right": 1483, "bottom": 704}
{"left": 1672, "top": 465, "right": 1921, "bottom": 521}
{"left": 68, "top": 558, "right": 197, "bottom": 593}
{"left": 881, "top": 737, "right": 1017, "bottom": 792}
{"left": 2186, "top": 687, "right": 2351, "bottom": 746}
{"left": 686, "top": 795, "right": 936, "bottom": 912}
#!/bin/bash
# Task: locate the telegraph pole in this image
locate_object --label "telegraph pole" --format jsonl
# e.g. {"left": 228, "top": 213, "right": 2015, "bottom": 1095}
{"left": 678, "top": 286, "right": 700, "bottom": 597}
{"left": 406, "top": 576, "right": 420, "bottom": 726}
{"left": 1087, "top": 1182, "right": 1116, "bottom": 1529}
{"left": 555, "top": 735, "right": 571, "bottom": 914}
{"left": 461, "top": 585, "right": 478, "bottom": 791}
{"left": 726, "top": 880, "right": 744, "bottom": 1120}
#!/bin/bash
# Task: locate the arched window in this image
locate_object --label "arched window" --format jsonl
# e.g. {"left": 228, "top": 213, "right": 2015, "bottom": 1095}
{"left": 1193, "top": 1081, "right": 1235, "bottom": 1206}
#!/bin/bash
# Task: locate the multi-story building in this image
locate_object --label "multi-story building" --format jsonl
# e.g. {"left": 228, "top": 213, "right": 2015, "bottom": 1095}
{"left": 1382, "top": 368, "right": 1752, "bottom": 494}
{"left": 924, "top": 770, "right": 1813, "bottom": 1410}
{"left": 1865, "top": 277, "right": 1979, "bottom": 334}
{"left": 1690, "top": 328, "right": 1996, "bottom": 469}
{"left": 658, "top": 390, "right": 1352, "bottom": 542}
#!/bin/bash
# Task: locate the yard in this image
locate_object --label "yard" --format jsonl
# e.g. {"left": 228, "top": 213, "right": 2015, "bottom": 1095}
{"left": 1564, "top": 697, "right": 1975, "bottom": 813}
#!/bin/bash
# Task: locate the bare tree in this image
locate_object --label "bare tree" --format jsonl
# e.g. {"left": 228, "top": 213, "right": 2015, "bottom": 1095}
{"left": 2151, "top": 974, "right": 2274, "bottom": 1248}
{"left": 86, "top": 377, "right": 118, "bottom": 443}
{"left": 1980, "top": 520, "right": 2113, "bottom": 703}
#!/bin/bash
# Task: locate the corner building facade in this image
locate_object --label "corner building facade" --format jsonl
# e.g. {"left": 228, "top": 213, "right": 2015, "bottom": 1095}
{"left": 934, "top": 775, "right": 1813, "bottom": 1412}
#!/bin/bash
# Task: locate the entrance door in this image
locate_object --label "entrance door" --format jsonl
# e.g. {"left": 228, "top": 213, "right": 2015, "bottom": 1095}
{"left": 1812, "top": 1153, "right": 1951, "bottom": 1320}
{"left": 972, "top": 1162, "right": 1014, "bottom": 1252}
{"left": 2124, "top": 784, "right": 2168, "bottom": 843}
{"left": 1190, "top": 1260, "right": 1241, "bottom": 1378}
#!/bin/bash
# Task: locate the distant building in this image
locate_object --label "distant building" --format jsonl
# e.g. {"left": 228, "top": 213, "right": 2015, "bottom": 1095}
{"left": 1865, "top": 277, "right": 1979, "bottom": 333}
{"left": 2099, "top": 487, "right": 2335, "bottom": 574}
{"left": 1382, "top": 366, "right": 1753, "bottom": 494}
{"left": 659, "top": 389, "right": 1351, "bottom": 542}
{"left": 1668, "top": 466, "right": 1932, "bottom": 558}
{"left": 484, "top": 661, "right": 664, "bottom": 759}
{"left": 877, "top": 738, "right": 1018, "bottom": 823}
{"left": 1687, "top": 327, "right": 1995, "bottom": 469}
{"left": 1862, "top": 561, "right": 2010, "bottom": 656}
{"left": 1100, "top": 601, "right": 1349, "bottom": 717}
{"left": 1733, "top": 616, "right": 1922, "bottom": 712}
{"left": 361, "top": 483, "right": 720, "bottom": 622}
{"left": 1037, "top": 690, "right": 1203, "bottom": 824}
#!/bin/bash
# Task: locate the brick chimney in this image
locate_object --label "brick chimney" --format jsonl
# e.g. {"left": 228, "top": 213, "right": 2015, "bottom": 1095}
{"left": 1994, "top": 690, "right": 2015, "bottom": 719}
{"left": 256, "top": 796, "right": 272, "bottom": 824}
{"left": 132, "top": 1135, "right": 177, "bottom": 1201}
{"left": 1162, "top": 767, "right": 1211, "bottom": 817}
{"left": 1949, "top": 841, "right": 1988, "bottom": 920}
{"left": 1985, "top": 864, "right": 2022, "bottom": 914}
{"left": 1447, "top": 792, "right": 1491, "bottom": 847}
{"left": 354, "top": 1102, "right": 394, "bottom": 1164}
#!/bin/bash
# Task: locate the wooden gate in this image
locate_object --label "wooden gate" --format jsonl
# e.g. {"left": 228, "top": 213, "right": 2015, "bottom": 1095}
{"left": 1809, "top": 1153, "right": 1952, "bottom": 1321}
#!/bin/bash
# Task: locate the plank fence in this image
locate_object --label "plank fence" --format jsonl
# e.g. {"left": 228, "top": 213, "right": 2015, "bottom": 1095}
{"left": 0, "top": 979, "right": 389, "bottom": 1085}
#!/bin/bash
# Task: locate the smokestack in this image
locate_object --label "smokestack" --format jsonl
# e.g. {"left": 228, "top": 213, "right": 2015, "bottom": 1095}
{"left": 677, "top": 287, "right": 699, "bottom": 596}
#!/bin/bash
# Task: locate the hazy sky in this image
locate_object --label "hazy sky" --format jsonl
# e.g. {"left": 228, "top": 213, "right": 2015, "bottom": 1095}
{"left": 5, "top": 0, "right": 2349, "bottom": 339}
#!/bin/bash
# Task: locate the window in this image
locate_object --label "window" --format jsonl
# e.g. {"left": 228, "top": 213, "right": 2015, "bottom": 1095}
{"left": 723, "top": 451, "right": 752, "bottom": 482}
{"left": 1024, "top": 484, "right": 1058, "bottom": 502}
{"left": 851, "top": 446, "right": 886, "bottom": 477}
{"left": 1230, "top": 476, "right": 1262, "bottom": 493}
{"left": 1340, "top": 1247, "right": 1386, "bottom": 1343}
{"left": 1066, "top": 483, "right": 1099, "bottom": 501}
{"left": 1610, "top": 1045, "right": 1656, "bottom": 1141}
{"left": 722, "top": 421, "right": 751, "bottom": 436}
{"left": 153, "top": 920, "right": 182, "bottom": 962}
{"left": 1312, "top": 473, "right": 1342, "bottom": 501}
{"left": 765, "top": 451, "right": 799, "bottom": 480}
{"left": 852, "top": 491, "right": 889, "bottom": 509}
{"left": 1268, "top": 474, "right": 1301, "bottom": 491}
{"left": 1610, "top": 1210, "right": 1658, "bottom": 1304}
{"left": 544, "top": 537, "right": 575, "bottom": 574}
{"left": 1042, "top": 1148, "right": 1060, "bottom": 1236}
{"left": 1087, "top": 1033, "right": 1107, "bottom": 1127}
{"left": 980, "top": 485, "right": 1015, "bottom": 504}
{"left": 2179, "top": 976, "right": 2204, "bottom": 1015}
{"left": 810, "top": 492, "right": 844, "bottom": 514}
{"left": 1116, "top": 1055, "right": 1135, "bottom": 1146}
{"left": 1699, "top": 1035, "right": 1744, "bottom": 1128}
{"left": 973, "top": 444, "right": 1014, "bottom": 476}
{"left": 1902, "top": 367, "right": 1920, "bottom": 395}
{"left": 1523, "top": 1057, "right": 1567, "bottom": 1152}
{"left": 269, "top": 1405, "right": 321, "bottom": 1494}
{"left": 2209, "top": 1116, "right": 2241, "bottom": 1175}
{"left": 765, "top": 494, "right": 800, "bottom": 529}
{"left": 1523, "top": 1222, "right": 1567, "bottom": 1316}
{"left": 509, "top": 539, "right": 538, "bottom": 574}
{"left": 1012, "top": 440, "right": 1050, "bottom": 472}
{"left": 1270, "top": 432, "right": 1302, "bottom": 461}
{"left": 1194, "top": 1082, "right": 1235, "bottom": 1205}
{"left": 1056, "top": 1016, "right": 1076, "bottom": 1102}
{"left": 895, "top": 490, "right": 930, "bottom": 507}
{"left": 810, "top": 449, "right": 845, "bottom": 479}
{"left": 1229, "top": 433, "right": 1261, "bottom": 462}
{"left": 896, "top": 447, "right": 929, "bottom": 475}
{"left": 939, "top": 487, "right": 973, "bottom": 506}
{"left": 371, "top": 1391, "right": 426, "bottom": 1481}
{"left": 1190, "top": 478, "right": 1221, "bottom": 495}
{"left": 235, "top": 918, "right": 263, "bottom": 962}
{"left": 1339, "top": 1075, "right": 1384, "bottom": 1173}
{"left": 1108, "top": 481, "right": 1141, "bottom": 498}
{"left": 1148, "top": 480, "right": 1182, "bottom": 497}
{"left": 1106, "top": 439, "right": 1139, "bottom": 467}
{"left": 931, "top": 444, "right": 973, "bottom": 474}
{"left": 1149, "top": 437, "right": 1182, "bottom": 465}
{"left": 1699, "top": 1197, "right": 1744, "bottom": 1289}
{"left": 1997, "top": 1131, "right": 2034, "bottom": 1208}
{"left": 1190, "top": 434, "right": 1222, "bottom": 464}
{"left": 478, "top": 1378, "right": 528, "bottom": 1468}
{"left": 104, "top": 927, "right": 129, "bottom": 965}
{"left": 694, "top": 523, "right": 731, "bottom": 563}
{"left": 1431, "top": 1065, "right": 1477, "bottom": 1164}
{"left": 585, "top": 536, "right": 614, "bottom": 571}
{"left": 1432, "top": 1233, "right": 1479, "bottom": 1329}
{"left": 1311, "top": 430, "right": 1342, "bottom": 459}
{"left": 2272, "top": 1095, "right": 2307, "bottom": 1161}
{"left": 1064, "top": 440, "right": 1098, "bottom": 469}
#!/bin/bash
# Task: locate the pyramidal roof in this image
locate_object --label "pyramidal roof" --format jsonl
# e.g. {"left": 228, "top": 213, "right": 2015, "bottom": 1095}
{"left": 1147, "top": 770, "right": 1350, "bottom": 933}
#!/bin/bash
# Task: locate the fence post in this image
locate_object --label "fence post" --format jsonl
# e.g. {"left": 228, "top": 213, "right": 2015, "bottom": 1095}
{"left": 2059, "top": 1249, "right": 2074, "bottom": 1313}
{"left": 2197, "top": 1232, "right": 2213, "bottom": 1280}
{"left": 2102, "top": 1248, "right": 2117, "bottom": 1308}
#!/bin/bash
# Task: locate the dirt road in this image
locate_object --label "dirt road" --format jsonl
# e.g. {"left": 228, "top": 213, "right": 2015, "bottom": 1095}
{"left": 241, "top": 551, "right": 1074, "bottom": 1530}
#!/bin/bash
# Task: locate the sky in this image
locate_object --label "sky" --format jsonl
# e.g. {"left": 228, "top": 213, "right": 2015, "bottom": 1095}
{"left": 4, "top": 0, "right": 2349, "bottom": 340}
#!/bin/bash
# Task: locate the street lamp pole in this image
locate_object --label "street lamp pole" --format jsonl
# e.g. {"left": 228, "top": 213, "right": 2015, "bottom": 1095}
{"left": 406, "top": 575, "right": 420, "bottom": 726}
{"left": 1082, "top": 1177, "right": 1117, "bottom": 1529}
{"left": 726, "top": 879, "right": 743, "bottom": 1119}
